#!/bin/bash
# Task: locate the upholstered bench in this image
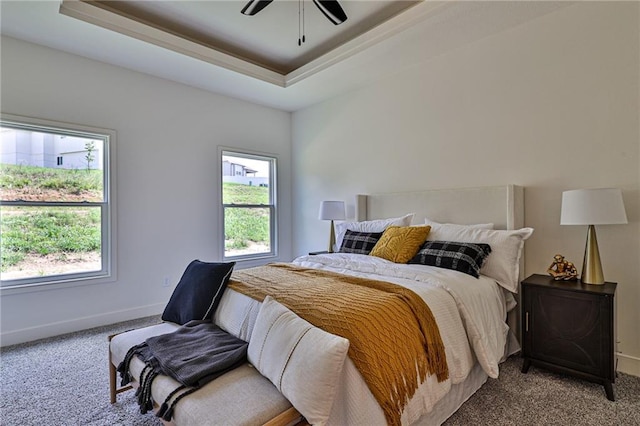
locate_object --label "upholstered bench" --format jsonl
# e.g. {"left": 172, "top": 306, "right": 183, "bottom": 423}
{"left": 110, "top": 294, "right": 350, "bottom": 426}
{"left": 109, "top": 322, "right": 299, "bottom": 426}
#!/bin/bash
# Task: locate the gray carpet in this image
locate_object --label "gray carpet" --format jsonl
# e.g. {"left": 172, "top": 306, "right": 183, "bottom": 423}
{"left": 1, "top": 316, "right": 164, "bottom": 426}
{"left": 444, "top": 357, "right": 640, "bottom": 426}
{"left": 1, "top": 317, "right": 638, "bottom": 425}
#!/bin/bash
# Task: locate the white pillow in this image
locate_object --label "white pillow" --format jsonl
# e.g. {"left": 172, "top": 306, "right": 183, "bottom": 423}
{"left": 334, "top": 213, "right": 414, "bottom": 252}
{"left": 248, "top": 296, "right": 350, "bottom": 426}
{"left": 424, "top": 218, "right": 494, "bottom": 234}
{"left": 423, "top": 222, "right": 533, "bottom": 292}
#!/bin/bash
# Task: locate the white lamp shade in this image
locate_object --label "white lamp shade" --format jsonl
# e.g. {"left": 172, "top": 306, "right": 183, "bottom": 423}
{"left": 318, "top": 201, "right": 346, "bottom": 221}
{"left": 560, "top": 188, "right": 628, "bottom": 225}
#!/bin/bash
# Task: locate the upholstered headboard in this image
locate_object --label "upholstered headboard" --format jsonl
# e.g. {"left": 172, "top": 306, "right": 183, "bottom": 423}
{"left": 356, "top": 185, "right": 524, "bottom": 231}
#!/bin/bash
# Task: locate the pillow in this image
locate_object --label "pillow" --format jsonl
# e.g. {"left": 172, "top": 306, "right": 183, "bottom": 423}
{"left": 369, "top": 225, "right": 431, "bottom": 263}
{"left": 420, "top": 224, "right": 533, "bottom": 292}
{"left": 334, "top": 213, "right": 414, "bottom": 252}
{"left": 424, "top": 218, "right": 494, "bottom": 231}
{"left": 338, "top": 230, "right": 384, "bottom": 255}
{"left": 409, "top": 240, "right": 492, "bottom": 278}
{"left": 248, "top": 296, "right": 350, "bottom": 426}
{"left": 161, "top": 260, "right": 235, "bottom": 325}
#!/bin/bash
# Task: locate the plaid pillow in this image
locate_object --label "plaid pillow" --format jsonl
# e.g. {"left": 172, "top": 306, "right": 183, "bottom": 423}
{"left": 408, "top": 241, "right": 492, "bottom": 278}
{"left": 339, "top": 230, "right": 384, "bottom": 255}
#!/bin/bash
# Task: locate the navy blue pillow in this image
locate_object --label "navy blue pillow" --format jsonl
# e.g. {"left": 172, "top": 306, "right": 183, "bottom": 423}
{"left": 409, "top": 241, "right": 491, "bottom": 278}
{"left": 162, "top": 260, "right": 236, "bottom": 325}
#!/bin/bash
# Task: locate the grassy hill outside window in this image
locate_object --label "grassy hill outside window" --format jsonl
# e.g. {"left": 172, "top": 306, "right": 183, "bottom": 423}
{"left": 0, "top": 115, "right": 114, "bottom": 288}
{"left": 221, "top": 149, "right": 276, "bottom": 261}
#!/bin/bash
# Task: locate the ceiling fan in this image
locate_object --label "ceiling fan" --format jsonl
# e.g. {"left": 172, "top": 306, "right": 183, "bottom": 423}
{"left": 241, "top": 0, "right": 348, "bottom": 26}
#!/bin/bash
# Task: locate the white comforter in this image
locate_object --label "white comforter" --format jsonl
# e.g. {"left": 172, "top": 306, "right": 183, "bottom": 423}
{"left": 214, "top": 253, "right": 511, "bottom": 425}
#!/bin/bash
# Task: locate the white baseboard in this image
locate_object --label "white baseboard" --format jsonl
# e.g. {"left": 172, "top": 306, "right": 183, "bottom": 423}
{"left": 0, "top": 303, "right": 165, "bottom": 347}
{"left": 616, "top": 352, "right": 640, "bottom": 377}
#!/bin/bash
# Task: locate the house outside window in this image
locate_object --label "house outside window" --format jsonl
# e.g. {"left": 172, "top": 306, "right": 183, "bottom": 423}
{"left": 0, "top": 115, "right": 114, "bottom": 288}
{"left": 221, "top": 150, "right": 276, "bottom": 260}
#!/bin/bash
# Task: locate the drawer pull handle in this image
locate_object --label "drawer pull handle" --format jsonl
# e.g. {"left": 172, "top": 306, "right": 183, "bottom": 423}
{"left": 525, "top": 312, "right": 529, "bottom": 332}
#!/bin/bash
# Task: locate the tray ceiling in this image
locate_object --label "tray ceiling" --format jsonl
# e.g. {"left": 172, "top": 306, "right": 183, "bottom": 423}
{"left": 59, "top": 0, "right": 422, "bottom": 86}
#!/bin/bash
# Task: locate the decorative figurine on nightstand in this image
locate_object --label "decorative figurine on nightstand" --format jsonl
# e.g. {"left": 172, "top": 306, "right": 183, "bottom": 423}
{"left": 547, "top": 254, "right": 579, "bottom": 280}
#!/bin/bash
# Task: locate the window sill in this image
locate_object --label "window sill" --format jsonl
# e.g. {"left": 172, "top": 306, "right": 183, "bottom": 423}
{"left": 0, "top": 273, "right": 116, "bottom": 296}
{"left": 226, "top": 254, "right": 280, "bottom": 270}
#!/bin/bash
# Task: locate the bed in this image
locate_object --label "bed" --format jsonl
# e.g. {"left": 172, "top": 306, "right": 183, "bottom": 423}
{"left": 109, "top": 184, "right": 530, "bottom": 426}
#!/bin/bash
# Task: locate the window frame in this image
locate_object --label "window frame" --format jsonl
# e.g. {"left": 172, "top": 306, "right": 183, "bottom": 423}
{"left": 0, "top": 114, "right": 116, "bottom": 291}
{"left": 220, "top": 148, "right": 277, "bottom": 262}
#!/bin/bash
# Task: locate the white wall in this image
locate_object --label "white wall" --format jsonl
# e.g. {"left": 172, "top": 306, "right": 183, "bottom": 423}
{"left": 292, "top": 2, "right": 639, "bottom": 375}
{"left": 0, "top": 37, "right": 292, "bottom": 345}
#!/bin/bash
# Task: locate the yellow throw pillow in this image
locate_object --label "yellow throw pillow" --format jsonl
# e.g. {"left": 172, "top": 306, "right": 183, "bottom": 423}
{"left": 370, "top": 225, "right": 431, "bottom": 263}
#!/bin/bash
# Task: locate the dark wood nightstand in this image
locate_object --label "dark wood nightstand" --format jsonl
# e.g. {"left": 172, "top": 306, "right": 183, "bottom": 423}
{"left": 308, "top": 251, "right": 329, "bottom": 255}
{"left": 521, "top": 274, "right": 617, "bottom": 400}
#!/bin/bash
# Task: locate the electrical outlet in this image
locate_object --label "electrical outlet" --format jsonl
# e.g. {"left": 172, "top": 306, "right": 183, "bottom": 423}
{"left": 163, "top": 277, "right": 171, "bottom": 287}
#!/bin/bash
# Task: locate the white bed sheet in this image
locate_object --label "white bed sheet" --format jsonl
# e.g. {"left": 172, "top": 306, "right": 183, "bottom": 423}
{"left": 214, "top": 253, "right": 511, "bottom": 426}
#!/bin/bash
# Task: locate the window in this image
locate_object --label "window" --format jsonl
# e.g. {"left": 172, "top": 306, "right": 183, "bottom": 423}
{"left": 221, "top": 150, "right": 276, "bottom": 260}
{"left": 0, "top": 115, "right": 114, "bottom": 288}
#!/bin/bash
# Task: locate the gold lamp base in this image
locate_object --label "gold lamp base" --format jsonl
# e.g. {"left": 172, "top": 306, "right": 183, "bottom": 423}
{"left": 328, "top": 219, "right": 336, "bottom": 253}
{"left": 581, "top": 225, "right": 605, "bottom": 285}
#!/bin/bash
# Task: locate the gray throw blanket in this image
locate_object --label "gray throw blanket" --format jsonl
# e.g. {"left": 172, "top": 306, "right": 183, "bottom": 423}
{"left": 117, "top": 320, "right": 248, "bottom": 421}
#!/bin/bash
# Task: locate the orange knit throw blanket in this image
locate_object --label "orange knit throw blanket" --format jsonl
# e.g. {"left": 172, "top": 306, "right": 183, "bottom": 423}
{"left": 228, "top": 263, "right": 448, "bottom": 426}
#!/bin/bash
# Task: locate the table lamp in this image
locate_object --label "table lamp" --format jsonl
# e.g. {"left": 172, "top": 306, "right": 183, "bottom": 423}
{"left": 318, "top": 201, "right": 345, "bottom": 253}
{"left": 560, "top": 188, "right": 628, "bottom": 284}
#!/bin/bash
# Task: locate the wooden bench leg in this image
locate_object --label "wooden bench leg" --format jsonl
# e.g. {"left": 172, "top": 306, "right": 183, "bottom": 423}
{"left": 108, "top": 333, "right": 132, "bottom": 403}
{"left": 263, "top": 407, "right": 304, "bottom": 426}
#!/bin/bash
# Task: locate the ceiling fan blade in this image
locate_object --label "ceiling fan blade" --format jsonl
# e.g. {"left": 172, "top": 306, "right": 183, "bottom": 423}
{"left": 312, "top": 0, "right": 348, "bottom": 25}
{"left": 241, "top": 0, "right": 274, "bottom": 16}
